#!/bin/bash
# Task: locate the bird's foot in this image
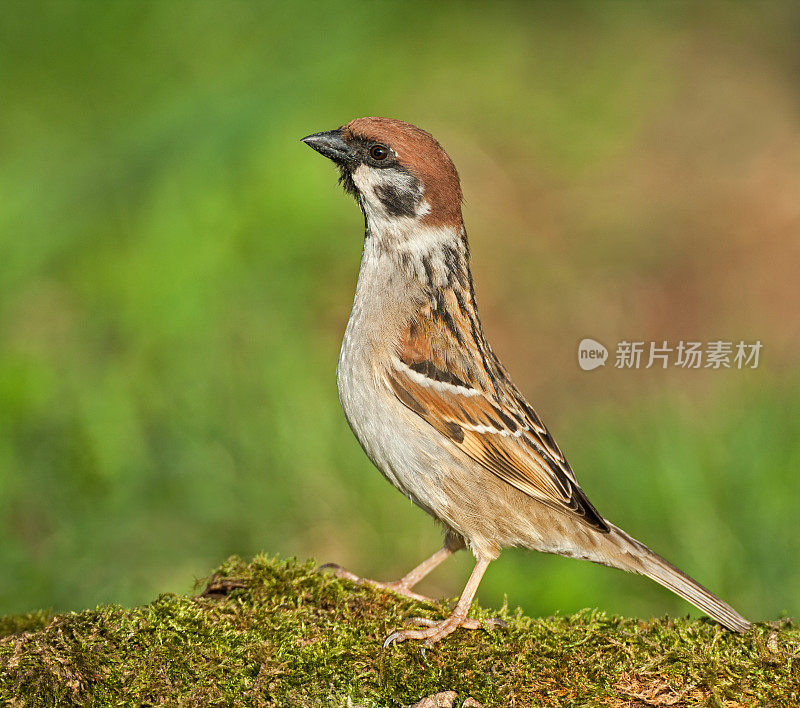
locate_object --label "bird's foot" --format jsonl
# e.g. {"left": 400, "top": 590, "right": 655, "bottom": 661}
{"left": 318, "top": 562, "right": 435, "bottom": 603}
{"left": 383, "top": 614, "right": 507, "bottom": 648}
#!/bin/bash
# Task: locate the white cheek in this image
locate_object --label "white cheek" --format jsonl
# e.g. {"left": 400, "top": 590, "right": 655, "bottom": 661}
{"left": 350, "top": 164, "right": 425, "bottom": 233}
{"left": 351, "top": 164, "right": 419, "bottom": 196}
{"left": 351, "top": 164, "right": 387, "bottom": 193}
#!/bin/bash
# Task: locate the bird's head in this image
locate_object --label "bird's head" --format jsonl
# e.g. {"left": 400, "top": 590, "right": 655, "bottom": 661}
{"left": 302, "top": 117, "right": 463, "bottom": 232}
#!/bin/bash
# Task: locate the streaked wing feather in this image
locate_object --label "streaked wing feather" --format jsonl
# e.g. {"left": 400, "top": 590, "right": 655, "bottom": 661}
{"left": 386, "top": 358, "right": 609, "bottom": 532}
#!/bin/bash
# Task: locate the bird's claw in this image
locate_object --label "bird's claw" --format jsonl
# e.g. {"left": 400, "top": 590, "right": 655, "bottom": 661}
{"left": 478, "top": 617, "right": 508, "bottom": 631}
{"left": 317, "top": 562, "right": 361, "bottom": 583}
{"left": 382, "top": 630, "right": 404, "bottom": 649}
{"left": 404, "top": 615, "right": 507, "bottom": 630}
{"left": 317, "top": 563, "right": 435, "bottom": 602}
{"left": 383, "top": 614, "right": 507, "bottom": 648}
{"left": 404, "top": 617, "right": 437, "bottom": 627}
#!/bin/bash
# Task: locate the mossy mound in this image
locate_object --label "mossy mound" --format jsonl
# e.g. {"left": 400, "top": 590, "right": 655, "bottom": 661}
{"left": 0, "top": 555, "right": 797, "bottom": 706}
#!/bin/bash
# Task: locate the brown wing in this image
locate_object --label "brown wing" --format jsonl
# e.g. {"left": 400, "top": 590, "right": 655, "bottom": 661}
{"left": 389, "top": 295, "right": 609, "bottom": 532}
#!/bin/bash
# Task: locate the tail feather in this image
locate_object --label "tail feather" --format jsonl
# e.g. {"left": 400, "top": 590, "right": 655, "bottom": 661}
{"left": 609, "top": 524, "right": 751, "bottom": 634}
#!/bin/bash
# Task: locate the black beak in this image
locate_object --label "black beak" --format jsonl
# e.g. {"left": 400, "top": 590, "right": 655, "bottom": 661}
{"left": 301, "top": 129, "right": 354, "bottom": 165}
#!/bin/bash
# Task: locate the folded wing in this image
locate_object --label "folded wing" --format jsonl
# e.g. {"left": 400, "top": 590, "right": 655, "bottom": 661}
{"left": 388, "top": 300, "right": 609, "bottom": 532}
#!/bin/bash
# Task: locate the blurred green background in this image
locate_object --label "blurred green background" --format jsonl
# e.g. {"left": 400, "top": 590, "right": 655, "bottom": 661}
{"left": 1, "top": 2, "right": 798, "bottom": 623}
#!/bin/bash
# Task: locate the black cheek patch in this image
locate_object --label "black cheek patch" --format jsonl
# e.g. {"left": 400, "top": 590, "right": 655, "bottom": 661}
{"left": 374, "top": 184, "right": 420, "bottom": 218}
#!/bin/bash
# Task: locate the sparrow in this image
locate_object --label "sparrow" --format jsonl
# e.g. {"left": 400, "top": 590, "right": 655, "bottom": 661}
{"left": 302, "top": 117, "right": 751, "bottom": 647}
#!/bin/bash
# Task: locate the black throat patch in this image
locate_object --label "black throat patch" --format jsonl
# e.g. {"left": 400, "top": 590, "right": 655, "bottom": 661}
{"left": 337, "top": 166, "right": 357, "bottom": 197}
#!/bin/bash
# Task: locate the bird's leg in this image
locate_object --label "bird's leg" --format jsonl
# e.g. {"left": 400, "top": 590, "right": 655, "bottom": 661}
{"left": 320, "top": 545, "right": 455, "bottom": 603}
{"left": 383, "top": 556, "right": 505, "bottom": 648}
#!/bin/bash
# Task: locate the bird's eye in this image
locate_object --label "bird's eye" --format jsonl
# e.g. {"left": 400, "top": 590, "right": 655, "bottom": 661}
{"left": 369, "top": 144, "right": 390, "bottom": 161}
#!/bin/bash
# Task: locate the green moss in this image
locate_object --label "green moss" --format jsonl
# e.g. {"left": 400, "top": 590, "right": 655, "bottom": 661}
{"left": 0, "top": 610, "right": 53, "bottom": 639}
{"left": 0, "top": 555, "right": 797, "bottom": 706}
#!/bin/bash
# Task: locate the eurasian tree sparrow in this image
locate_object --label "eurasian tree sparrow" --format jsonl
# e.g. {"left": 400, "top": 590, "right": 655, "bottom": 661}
{"left": 302, "top": 117, "right": 751, "bottom": 647}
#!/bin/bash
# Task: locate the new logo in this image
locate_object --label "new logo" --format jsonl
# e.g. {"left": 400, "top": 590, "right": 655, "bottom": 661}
{"left": 578, "top": 338, "right": 608, "bottom": 371}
